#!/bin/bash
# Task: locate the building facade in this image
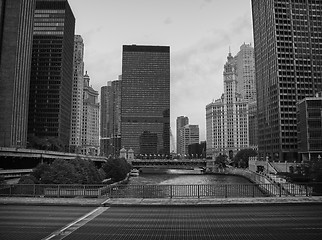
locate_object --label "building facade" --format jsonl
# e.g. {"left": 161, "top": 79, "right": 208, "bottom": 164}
{"left": 70, "top": 35, "right": 84, "bottom": 153}
{"left": 206, "top": 51, "right": 249, "bottom": 158}
{"left": 121, "top": 45, "right": 170, "bottom": 156}
{"left": 236, "top": 43, "right": 256, "bottom": 101}
{"left": 176, "top": 116, "right": 189, "bottom": 154}
{"left": 297, "top": 95, "right": 322, "bottom": 162}
{"left": 81, "top": 72, "right": 99, "bottom": 155}
{"left": 100, "top": 78, "right": 121, "bottom": 157}
{"left": 28, "top": 0, "right": 75, "bottom": 149}
{"left": 178, "top": 124, "right": 199, "bottom": 157}
{"left": 0, "top": 0, "right": 35, "bottom": 148}
{"left": 252, "top": 0, "right": 322, "bottom": 161}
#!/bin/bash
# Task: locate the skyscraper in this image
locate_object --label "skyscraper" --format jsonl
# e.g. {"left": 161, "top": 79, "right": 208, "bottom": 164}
{"left": 178, "top": 124, "right": 199, "bottom": 157}
{"left": 297, "top": 95, "right": 322, "bottom": 161}
{"left": 235, "top": 43, "right": 256, "bottom": 101}
{"left": 121, "top": 45, "right": 170, "bottom": 156}
{"left": 176, "top": 116, "right": 189, "bottom": 154}
{"left": 0, "top": 0, "right": 35, "bottom": 148}
{"left": 28, "top": 0, "right": 75, "bottom": 149}
{"left": 81, "top": 72, "right": 99, "bottom": 155}
{"left": 252, "top": 0, "right": 322, "bottom": 161}
{"left": 100, "top": 77, "right": 121, "bottom": 157}
{"left": 206, "top": 51, "right": 249, "bottom": 158}
{"left": 70, "top": 35, "right": 84, "bottom": 153}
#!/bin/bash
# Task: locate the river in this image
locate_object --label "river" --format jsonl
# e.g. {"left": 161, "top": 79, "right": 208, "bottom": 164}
{"left": 127, "top": 168, "right": 253, "bottom": 185}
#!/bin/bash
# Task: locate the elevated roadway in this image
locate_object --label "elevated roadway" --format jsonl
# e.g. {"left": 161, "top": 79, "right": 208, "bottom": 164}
{"left": 0, "top": 147, "right": 107, "bottom": 163}
{"left": 130, "top": 159, "right": 215, "bottom": 169}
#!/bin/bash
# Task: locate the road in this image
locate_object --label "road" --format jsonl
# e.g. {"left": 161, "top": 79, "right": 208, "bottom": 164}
{"left": 1, "top": 205, "right": 322, "bottom": 240}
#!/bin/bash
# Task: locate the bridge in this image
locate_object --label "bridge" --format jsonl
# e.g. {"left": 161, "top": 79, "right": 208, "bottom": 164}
{"left": 0, "top": 147, "right": 107, "bottom": 165}
{"left": 0, "top": 169, "right": 33, "bottom": 179}
{"left": 130, "top": 159, "right": 215, "bottom": 169}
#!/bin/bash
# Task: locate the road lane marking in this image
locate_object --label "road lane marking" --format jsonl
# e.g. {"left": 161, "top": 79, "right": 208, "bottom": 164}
{"left": 43, "top": 206, "right": 109, "bottom": 240}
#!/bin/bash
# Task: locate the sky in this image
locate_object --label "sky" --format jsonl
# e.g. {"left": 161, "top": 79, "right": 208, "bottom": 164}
{"left": 68, "top": 0, "right": 254, "bottom": 144}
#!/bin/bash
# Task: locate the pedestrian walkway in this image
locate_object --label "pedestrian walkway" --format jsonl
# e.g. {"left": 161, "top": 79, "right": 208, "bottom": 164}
{"left": 1, "top": 196, "right": 322, "bottom": 207}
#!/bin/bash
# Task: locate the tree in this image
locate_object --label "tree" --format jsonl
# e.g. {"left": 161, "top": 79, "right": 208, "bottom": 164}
{"left": 233, "top": 149, "right": 257, "bottom": 168}
{"left": 215, "top": 154, "right": 228, "bottom": 168}
{"left": 30, "top": 158, "right": 102, "bottom": 184}
{"left": 101, "top": 157, "right": 131, "bottom": 182}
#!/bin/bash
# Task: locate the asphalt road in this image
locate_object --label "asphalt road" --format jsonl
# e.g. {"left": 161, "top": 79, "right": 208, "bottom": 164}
{"left": 1, "top": 205, "right": 322, "bottom": 240}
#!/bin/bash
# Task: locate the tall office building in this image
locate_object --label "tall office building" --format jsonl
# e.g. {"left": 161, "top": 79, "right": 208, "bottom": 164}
{"left": 100, "top": 77, "right": 121, "bottom": 157}
{"left": 70, "top": 35, "right": 84, "bottom": 153}
{"left": 28, "top": 0, "right": 75, "bottom": 149}
{"left": 252, "top": 0, "right": 322, "bottom": 161}
{"left": 176, "top": 116, "right": 189, "bottom": 154}
{"left": 121, "top": 45, "right": 170, "bottom": 156}
{"left": 178, "top": 124, "right": 199, "bottom": 157}
{"left": 297, "top": 95, "right": 322, "bottom": 161}
{"left": 206, "top": 51, "right": 249, "bottom": 158}
{"left": 81, "top": 72, "right": 99, "bottom": 155}
{"left": 0, "top": 0, "right": 35, "bottom": 148}
{"left": 236, "top": 43, "right": 256, "bottom": 101}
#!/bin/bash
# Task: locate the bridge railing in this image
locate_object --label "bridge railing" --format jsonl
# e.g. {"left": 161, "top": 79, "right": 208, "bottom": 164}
{"left": 1, "top": 183, "right": 321, "bottom": 198}
{"left": 0, "top": 184, "right": 112, "bottom": 198}
{"left": 106, "top": 182, "right": 322, "bottom": 198}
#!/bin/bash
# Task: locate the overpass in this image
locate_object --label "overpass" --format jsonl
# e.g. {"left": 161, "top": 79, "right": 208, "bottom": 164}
{"left": 130, "top": 159, "right": 215, "bottom": 169}
{"left": 0, "top": 147, "right": 107, "bottom": 165}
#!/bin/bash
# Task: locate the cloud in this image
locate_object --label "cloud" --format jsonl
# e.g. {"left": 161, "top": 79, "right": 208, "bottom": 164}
{"left": 170, "top": 30, "right": 231, "bottom": 140}
{"left": 163, "top": 17, "right": 172, "bottom": 25}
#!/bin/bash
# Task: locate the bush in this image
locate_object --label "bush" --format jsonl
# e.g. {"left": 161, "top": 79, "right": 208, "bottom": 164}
{"left": 31, "top": 158, "right": 102, "bottom": 184}
{"left": 101, "top": 158, "right": 131, "bottom": 182}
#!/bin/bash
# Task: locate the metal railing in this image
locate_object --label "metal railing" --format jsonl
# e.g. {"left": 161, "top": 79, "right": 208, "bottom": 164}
{"left": 0, "top": 184, "right": 111, "bottom": 198}
{"left": 1, "top": 183, "right": 321, "bottom": 198}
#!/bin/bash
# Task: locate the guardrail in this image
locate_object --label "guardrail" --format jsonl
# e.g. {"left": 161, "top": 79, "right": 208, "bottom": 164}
{"left": 1, "top": 183, "right": 321, "bottom": 198}
{"left": 0, "top": 184, "right": 112, "bottom": 198}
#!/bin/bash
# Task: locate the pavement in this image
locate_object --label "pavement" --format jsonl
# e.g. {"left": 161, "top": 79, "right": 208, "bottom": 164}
{"left": 1, "top": 196, "right": 322, "bottom": 207}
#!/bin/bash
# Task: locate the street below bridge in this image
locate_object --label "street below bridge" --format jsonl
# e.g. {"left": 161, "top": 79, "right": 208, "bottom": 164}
{"left": 1, "top": 204, "right": 322, "bottom": 240}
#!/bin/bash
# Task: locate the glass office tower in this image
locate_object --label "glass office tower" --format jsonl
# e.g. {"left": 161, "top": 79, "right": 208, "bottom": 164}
{"left": 252, "top": 0, "right": 322, "bottom": 161}
{"left": 121, "top": 45, "right": 170, "bottom": 157}
{"left": 28, "top": 0, "right": 75, "bottom": 149}
{"left": 0, "top": 0, "right": 35, "bottom": 148}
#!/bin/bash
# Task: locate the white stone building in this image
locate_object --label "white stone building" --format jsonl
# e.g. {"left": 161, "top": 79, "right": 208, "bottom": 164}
{"left": 70, "top": 35, "right": 84, "bottom": 153}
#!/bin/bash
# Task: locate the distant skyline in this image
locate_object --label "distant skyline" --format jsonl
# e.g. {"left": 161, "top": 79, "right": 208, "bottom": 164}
{"left": 68, "top": 0, "right": 254, "bottom": 141}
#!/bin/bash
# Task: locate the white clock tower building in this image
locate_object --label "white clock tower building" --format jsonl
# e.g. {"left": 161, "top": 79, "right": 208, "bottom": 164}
{"left": 206, "top": 50, "right": 249, "bottom": 159}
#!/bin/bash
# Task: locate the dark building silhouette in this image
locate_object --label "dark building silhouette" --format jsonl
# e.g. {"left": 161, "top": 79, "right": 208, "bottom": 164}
{"left": 252, "top": 0, "right": 322, "bottom": 161}
{"left": 139, "top": 131, "right": 158, "bottom": 155}
{"left": 0, "top": 0, "right": 35, "bottom": 148}
{"left": 297, "top": 95, "right": 322, "bottom": 162}
{"left": 28, "top": 0, "right": 75, "bottom": 149}
{"left": 121, "top": 45, "right": 170, "bottom": 156}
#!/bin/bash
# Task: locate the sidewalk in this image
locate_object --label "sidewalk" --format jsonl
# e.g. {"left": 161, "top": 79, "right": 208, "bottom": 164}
{"left": 1, "top": 196, "right": 322, "bottom": 207}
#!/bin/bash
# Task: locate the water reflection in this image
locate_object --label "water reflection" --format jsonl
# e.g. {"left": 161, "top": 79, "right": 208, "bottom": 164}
{"left": 127, "top": 169, "right": 253, "bottom": 186}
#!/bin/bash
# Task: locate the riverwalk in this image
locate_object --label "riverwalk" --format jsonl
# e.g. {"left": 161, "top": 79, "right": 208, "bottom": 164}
{"left": 1, "top": 196, "right": 322, "bottom": 207}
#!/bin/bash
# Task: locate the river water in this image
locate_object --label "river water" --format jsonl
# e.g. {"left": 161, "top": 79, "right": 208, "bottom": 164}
{"left": 112, "top": 169, "right": 266, "bottom": 198}
{"left": 127, "top": 169, "right": 253, "bottom": 185}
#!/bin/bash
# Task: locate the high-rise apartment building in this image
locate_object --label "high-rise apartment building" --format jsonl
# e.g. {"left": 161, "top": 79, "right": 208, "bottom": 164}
{"left": 176, "top": 116, "right": 189, "bottom": 154}
{"left": 28, "top": 0, "right": 75, "bottom": 149}
{"left": 0, "top": 0, "right": 35, "bottom": 148}
{"left": 252, "top": 0, "right": 322, "bottom": 161}
{"left": 206, "top": 51, "right": 249, "bottom": 158}
{"left": 81, "top": 72, "right": 99, "bottom": 155}
{"left": 100, "top": 77, "right": 121, "bottom": 157}
{"left": 121, "top": 45, "right": 170, "bottom": 156}
{"left": 70, "top": 35, "right": 84, "bottom": 153}
{"left": 178, "top": 124, "right": 199, "bottom": 157}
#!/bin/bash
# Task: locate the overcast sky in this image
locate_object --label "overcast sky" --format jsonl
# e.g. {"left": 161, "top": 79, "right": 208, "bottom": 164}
{"left": 68, "top": 0, "right": 254, "bottom": 145}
